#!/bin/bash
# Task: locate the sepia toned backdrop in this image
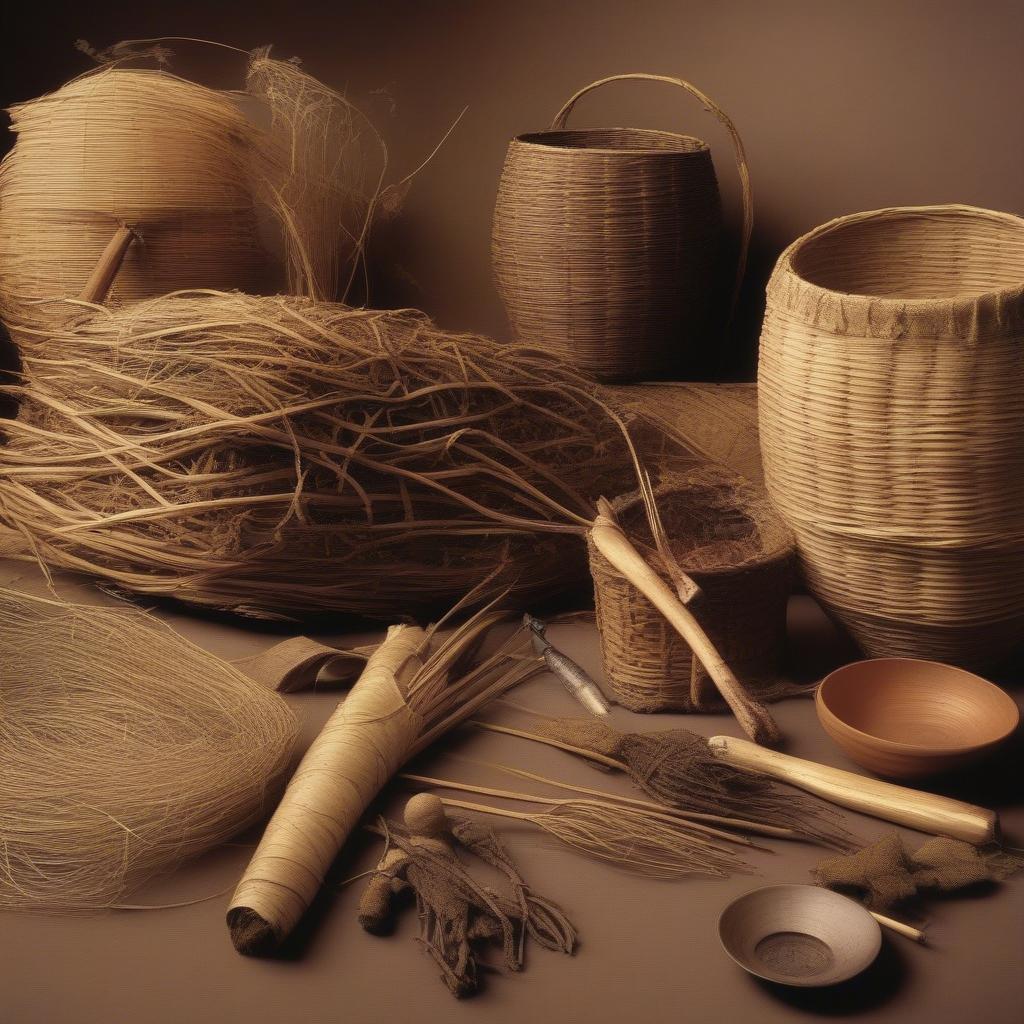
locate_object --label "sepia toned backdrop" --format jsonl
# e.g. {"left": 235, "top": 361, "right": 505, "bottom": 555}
{"left": 3, "top": 0, "right": 1024, "bottom": 378}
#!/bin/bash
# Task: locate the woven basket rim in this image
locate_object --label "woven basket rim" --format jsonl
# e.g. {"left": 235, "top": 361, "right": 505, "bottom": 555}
{"left": 608, "top": 469, "right": 795, "bottom": 575}
{"left": 511, "top": 126, "right": 710, "bottom": 156}
{"left": 766, "top": 204, "right": 1024, "bottom": 341}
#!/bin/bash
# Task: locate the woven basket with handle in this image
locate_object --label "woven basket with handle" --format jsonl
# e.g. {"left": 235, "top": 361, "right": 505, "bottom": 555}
{"left": 759, "top": 205, "right": 1024, "bottom": 669}
{"left": 492, "top": 73, "right": 752, "bottom": 383}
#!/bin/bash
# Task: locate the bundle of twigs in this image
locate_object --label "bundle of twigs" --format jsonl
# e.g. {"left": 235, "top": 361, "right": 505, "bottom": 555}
{"left": 0, "top": 587, "right": 297, "bottom": 912}
{"left": 0, "top": 291, "right": 633, "bottom": 618}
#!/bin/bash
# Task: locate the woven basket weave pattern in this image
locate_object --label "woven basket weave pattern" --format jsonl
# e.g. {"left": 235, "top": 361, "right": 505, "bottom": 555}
{"left": 758, "top": 205, "right": 1024, "bottom": 667}
{"left": 492, "top": 74, "right": 751, "bottom": 383}
{"left": 494, "top": 128, "right": 721, "bottom": 381}
{"left": 587, "top": 469, "right": 794, "bottom": 712}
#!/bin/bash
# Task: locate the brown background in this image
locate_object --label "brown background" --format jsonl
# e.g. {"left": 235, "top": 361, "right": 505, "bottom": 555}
{"left": 2, "top": 4, "right": 1023, "bottom": 1023}
{"left": 3, "top": 0, "right": 1023, "bottom": 377}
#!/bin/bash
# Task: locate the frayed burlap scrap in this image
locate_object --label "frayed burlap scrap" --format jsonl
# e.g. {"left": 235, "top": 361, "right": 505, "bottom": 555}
{"left": 360, "top": 796, "right": 574, "bottom": 998}
{"left": 814, "top": 831, "right": 1024, "bottom": 911}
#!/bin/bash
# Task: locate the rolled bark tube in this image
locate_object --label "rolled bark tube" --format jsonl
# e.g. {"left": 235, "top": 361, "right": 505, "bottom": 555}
{"left": 227, "top": 624, "right": 426, "bottom": 954}
{"left": 708, "top": 735, "right": 997, "bottom": 845}
{"left": 589, "top": 503, "right": 781, "bottom": 745}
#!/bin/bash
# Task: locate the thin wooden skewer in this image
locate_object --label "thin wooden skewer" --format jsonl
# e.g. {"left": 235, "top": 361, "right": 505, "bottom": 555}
{"left": 449, "top": 754, "right": 798, "bottom": 840}
{"left": 470, "top": 719, "right": 623, "bottom": 768}
{"left": 870, "top": 911, "right": 926, "bottom": 944}
{"left": 400, "top": 773, "right": 756, "bottom": 848}
{"left": 589, "top": 499, "right": 781, "bottom": 745}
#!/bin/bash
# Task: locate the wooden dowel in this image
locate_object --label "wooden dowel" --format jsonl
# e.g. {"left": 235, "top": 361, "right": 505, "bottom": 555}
{"left": 870, "top": 911, "right": 926, "bottom": 944}
{"left": 470, "top": 719, "right": 626, "bottom": 769}
{"left": 709, "top": 735, "right": 998, "bottom": 845}
{"left": 79, "top": 224, "right": 136, "bottom": 304}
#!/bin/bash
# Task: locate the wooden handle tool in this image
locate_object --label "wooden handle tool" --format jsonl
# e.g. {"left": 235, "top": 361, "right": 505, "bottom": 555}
{"left": 708, "top": 735, "right": 997, "bottom": 845}
{"left": 590, "top": 504, "right": 781, "bottom": 745}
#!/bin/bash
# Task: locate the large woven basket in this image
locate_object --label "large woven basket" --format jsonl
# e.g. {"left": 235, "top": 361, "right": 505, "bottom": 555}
{"left": 586, "top": 467, "right": 795, "bottom": 712}
{"left": 759, "top": 205, "right": 1024, "bottom": 669}
{"left": 492, "top": 73, "right": 752, "bottom": 383}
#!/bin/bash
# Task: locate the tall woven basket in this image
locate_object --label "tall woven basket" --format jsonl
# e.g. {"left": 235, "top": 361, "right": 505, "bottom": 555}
{"left": 586, "top": 467, "right": 796, "bottom": 712}
{"left": 759, "top": 205, "right": 1024, "bottom": 669}
{"left": 492, "top": 73, "right": 752, "bottom": 383}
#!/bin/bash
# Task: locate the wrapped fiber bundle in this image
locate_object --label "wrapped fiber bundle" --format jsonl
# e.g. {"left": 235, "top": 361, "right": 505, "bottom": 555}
{"left": 0, "top": 291, "right": 633, "bottom": 618}
{"left": 0, "top": 43, "right": 382, "bottom": 330}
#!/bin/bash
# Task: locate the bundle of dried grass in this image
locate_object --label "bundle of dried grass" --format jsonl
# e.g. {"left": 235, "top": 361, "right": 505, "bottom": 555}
{"left": 0, "top": 40, "right": 383, "bottom": 329}
{"left": 473, "top": 716, "right": 852, "bottom": 850}
{"left": 409, "top": 777, "right": 753, "bottom": 879}
{"left": 0, "top": 587, "right": 298, "bottom": 912}
{"left": 0, "top": 291, "right": 632, "bottom": 617}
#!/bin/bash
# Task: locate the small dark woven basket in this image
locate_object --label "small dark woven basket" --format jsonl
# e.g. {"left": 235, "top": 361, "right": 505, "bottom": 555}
{"left": 587, "top": 466, "right": 795, "bottom": 712}
{"left": 493, "top": 73, "right": 752, "bottom": 383}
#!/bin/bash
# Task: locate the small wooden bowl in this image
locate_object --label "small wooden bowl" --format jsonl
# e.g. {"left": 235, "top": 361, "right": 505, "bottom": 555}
{"left": 816, "top": 658, "right": 1019, "bottom": 780}
{"left": 718, "top": 884, "right": 881, "bottom": 987}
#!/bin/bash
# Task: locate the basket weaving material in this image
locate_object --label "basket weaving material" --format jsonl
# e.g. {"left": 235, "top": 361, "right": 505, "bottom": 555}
{"left": 0, "top": 291, "right": 638, "bottom": 619}
{"left": 607, "top": 381, "right": 763, "bottom": 484}
{"left": 0, "top": 50, "right": 380, "bottom": 331}
{"left": 586, "top": 467, "right": 795, "bottom": 712}
{"left": 759, "top": 205, "right": 1024, "bottom": 667}
{"left": 492, "top": 74, "right": 752, "bottom": 383}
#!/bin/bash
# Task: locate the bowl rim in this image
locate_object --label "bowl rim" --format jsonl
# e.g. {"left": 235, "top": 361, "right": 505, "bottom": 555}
{"left": 717, "top": 883, "right": 882, "bottom": 987}
{"left": 816, "top": 657, "right": 1021, "bottom": 756}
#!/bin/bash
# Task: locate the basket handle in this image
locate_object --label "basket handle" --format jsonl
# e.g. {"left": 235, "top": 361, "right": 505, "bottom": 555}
{"left": 552, "top": 73, "right": 753, "bottom": 324}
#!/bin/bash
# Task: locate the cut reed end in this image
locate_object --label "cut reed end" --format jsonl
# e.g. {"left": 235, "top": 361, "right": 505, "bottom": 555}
{"left": 227, "top": 907, "right": 281, "bottom": 956}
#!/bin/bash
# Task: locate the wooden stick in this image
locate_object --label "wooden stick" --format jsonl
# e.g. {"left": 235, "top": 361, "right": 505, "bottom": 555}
{"left": 709, "top": 735, "right": 997, "bottom": 844}
{"left": 870, "top": 911, "right": 926, "bottom": 944}
{"left": 470, "top": 719, "right": 625, "bottom": 769}
{"left": 400, "top": 772, "right": 756, "bottom": 847}
{"left": 79, "top": 224, "right": 137, "bottom": 304}
{"left": 589, "top": 502, "right": 781, "bottom": 745}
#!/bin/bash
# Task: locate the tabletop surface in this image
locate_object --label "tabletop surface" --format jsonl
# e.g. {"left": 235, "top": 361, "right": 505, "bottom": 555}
{"left": 1, "top": 559, "right": 1021, "bottom": 1024}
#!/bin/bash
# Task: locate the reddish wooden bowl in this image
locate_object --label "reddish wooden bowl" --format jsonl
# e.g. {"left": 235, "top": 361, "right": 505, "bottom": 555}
{"left": 816, "top": 658, "right": 1019, "bottom": 780}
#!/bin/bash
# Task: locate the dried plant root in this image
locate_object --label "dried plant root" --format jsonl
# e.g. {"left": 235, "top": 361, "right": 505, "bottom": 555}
{"left": 359, "top": 794, "right": 574, "bottom": 997}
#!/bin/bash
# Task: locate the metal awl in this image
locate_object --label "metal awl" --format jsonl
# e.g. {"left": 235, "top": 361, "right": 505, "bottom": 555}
{"left": 524, "top": 614, "right": 611, "bottom": 716}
